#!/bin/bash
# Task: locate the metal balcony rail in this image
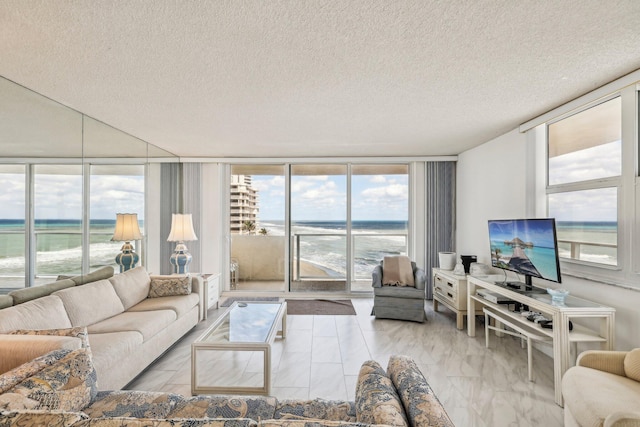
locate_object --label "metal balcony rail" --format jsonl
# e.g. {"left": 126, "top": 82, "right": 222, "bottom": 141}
{"left": 293, "top": 232, "right": 408, "bottom": 281}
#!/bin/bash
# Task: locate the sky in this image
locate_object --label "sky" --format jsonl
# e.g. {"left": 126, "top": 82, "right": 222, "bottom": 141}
{"left": 0, "top": 138, "right": 620, "bottom": 223}
{"left": 251, "top": 173, "right": 409, "bottom": 222}
{"left": 0, "top": 171, "right": 145, "bottom": 220}
{"left": 547, "top": 140, "right": 619, "bottom": 222}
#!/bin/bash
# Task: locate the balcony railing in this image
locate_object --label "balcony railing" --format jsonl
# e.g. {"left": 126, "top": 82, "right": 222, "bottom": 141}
{"left": 292, "top": 232, "right": 408, "bottom": 281}
{"left": 557, "top": 238, "right": 617, "bottom": 266}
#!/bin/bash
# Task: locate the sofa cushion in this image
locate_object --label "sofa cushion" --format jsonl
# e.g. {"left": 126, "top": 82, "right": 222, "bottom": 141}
{"left": 8, "top": 326, "right": 90, "bottom": 350}
{"left": 0, "top": 349, "right": 72, "bottom": 394}
{"left": 387, "top": 355, "right": 454, "bottom": 427}
{"left": 148, "top": 275, "right": 192, "bottom": 298}
{"left": 127, "top": 293, "right": 200, "bottom": 318}
{"left": 109, "top": 267, "right": 151, "bottom": 310}
{"left": 562, "top": 365, "right": 640, "bottom": 427}
{"left": 274, "top": 399, "right": 356, "bottom": 422}
{"left": 0, "top": 295, "right": 72, "bottom": 333}
{"left": 53, "top": 279, "right": 125, "bottom": 327}
{"left": 8, "top": 278, "right": 75, "bottom": 305}
{"left": 0, "top": 334, "right": 82, "bottom": 375}
{"left": 355, "top": 360, "right": 407, "bottom": 427}
{"left": 72, "top": 266, "right": 115, "bottom": 286}
{"left": 73, "top": 418, "right": 258, "bottom": 426}
{"left": 0, "top": 410, "right": 89, "bottom": 426}
{"left": 87, "top": 310, "right": 176, "bottom": 341}
{"left": 168, "top": 395, "right": 277, "bottom": 421}
{"left": 624, "top": 348, "right": 640, "bottom": 382}
{"left": 88, "top": 332, "right": 144, "bottom": 375}
{"left": 84, "top": 390, "right": 185, "bottom": 418}
{"left": 2, "top": 348, "right": 97, "bottom": 412}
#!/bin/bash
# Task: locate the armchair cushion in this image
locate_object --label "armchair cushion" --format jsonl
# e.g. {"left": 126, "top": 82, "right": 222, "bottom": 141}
{"left": 562, "top": 365, "right": 640, "bottom": 427}
{"left": 624, "top": 349, "right": 640, "bottom": 382}
{"left": 382, "top": 256, "right": 414, "bottom": 287}
{"left": 577, "top": 350, "right": 627, "bottom": 376}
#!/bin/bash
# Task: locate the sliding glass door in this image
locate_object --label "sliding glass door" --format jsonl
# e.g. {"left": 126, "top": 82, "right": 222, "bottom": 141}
{"left": 229, "top": 165, "right": 286, "bottom": 292}
{"left": 351, "top": 164, "right": 409, "bottom": 291}
{"left": 290, "top": 164, "right": 347, "bottom": 291}
{"left": 227, "top": 163, "right": 409, "bottom": 293}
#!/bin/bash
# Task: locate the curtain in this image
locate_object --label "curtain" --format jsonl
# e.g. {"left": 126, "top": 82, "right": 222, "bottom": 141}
{"left": 182, "top": 163, "right": 202, "bottom": 274}
{"left": 424, "top": 161, "right": 456, "bottom": 300}
{"left": 159, "top": 163, "right": 181, "bottom": 275}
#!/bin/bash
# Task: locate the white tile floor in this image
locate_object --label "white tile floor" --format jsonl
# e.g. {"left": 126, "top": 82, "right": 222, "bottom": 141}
{"left": 126, "top": 298, "right": 564, "bottom": 427}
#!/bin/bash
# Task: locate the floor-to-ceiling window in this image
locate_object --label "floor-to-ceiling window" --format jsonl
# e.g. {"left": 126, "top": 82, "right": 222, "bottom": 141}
{"left": 350, "top": 164, "right": 409, "bottom": 291}
{"left": 0, "top": 165, "right": 26, "bottom": 288}
{"left": 229, "top": 165, "right": 286, "bottom": 291}
{"left": 228, "top": 162, "right": 410, "bottom": 293}
{"left": 290, "top": 164, "right": 348, "bottom": 291}
{"left": 33, "top": 165, "right": 83, "bottom": 278}
{"left": 89, "top": 165, "right": 145, "bottom": 271}
{"left": 0, "top": 163, "right": 146, "bottom": 290}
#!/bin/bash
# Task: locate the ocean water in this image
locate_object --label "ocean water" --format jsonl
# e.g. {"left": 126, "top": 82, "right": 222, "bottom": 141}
{"left": 0, "top": 219, "right": 132, "bottom": 276}
{"left": 556, "top": 221, "right": 617, "bottom": 265}
{"left": 0, "top": 219, "right": 618, "bottom": 279}
{"left": 261, "top": 220, "right": 408, "bottom": 279}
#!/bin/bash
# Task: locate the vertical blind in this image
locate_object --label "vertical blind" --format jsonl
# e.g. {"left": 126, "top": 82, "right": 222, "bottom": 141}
{"left": 424, "top": 161, "right": 456, "bottom": 300}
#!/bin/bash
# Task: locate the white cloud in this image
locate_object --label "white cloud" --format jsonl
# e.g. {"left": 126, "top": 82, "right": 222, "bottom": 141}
{"left": 370, "top": 175, "right": 386, "bottom": 183}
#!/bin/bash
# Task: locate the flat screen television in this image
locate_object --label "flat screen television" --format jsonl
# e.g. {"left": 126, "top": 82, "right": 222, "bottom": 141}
{"left": 488, "top": 218, "right": 562, "bottom": 292}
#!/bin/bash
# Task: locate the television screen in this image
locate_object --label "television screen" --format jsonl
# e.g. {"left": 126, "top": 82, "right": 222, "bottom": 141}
{"left": 488, "top": 218, "right": 562, "bottom": 284}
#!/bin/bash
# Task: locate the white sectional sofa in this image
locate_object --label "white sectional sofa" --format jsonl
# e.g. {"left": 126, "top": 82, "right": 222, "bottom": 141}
{"left": 0, "top": 266, "right": 203, "bottom": 390}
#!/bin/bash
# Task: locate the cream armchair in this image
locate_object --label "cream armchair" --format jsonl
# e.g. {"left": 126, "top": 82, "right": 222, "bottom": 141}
{"left": 562, "top": 349, "right": 640, "bottom": 427}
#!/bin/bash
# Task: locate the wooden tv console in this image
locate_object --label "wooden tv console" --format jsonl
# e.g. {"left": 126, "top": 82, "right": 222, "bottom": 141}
{"left": 467, "top": 275, "right": 615, "bottom": 406}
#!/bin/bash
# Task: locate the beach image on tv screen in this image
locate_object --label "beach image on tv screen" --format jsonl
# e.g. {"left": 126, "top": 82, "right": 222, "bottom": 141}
{"left": 489, "top": 219, "right": 560, "bottom": 283}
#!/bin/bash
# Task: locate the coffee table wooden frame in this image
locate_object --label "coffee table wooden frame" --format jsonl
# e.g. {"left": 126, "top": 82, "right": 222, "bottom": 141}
{"left": 191, "top": 301, "right": 287, "bottom": 395}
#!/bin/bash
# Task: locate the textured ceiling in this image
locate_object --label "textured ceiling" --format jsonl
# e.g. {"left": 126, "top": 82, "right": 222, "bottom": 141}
{"left": 1, "top": 0, "right": 640, "bottom": 158}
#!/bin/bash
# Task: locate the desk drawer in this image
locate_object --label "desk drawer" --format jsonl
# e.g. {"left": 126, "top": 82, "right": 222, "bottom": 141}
{"left": 434, "top": 274, "right": 458, "bottom": 293}
{"left": 434, "top": 286, "right": 457, "bottom": 306}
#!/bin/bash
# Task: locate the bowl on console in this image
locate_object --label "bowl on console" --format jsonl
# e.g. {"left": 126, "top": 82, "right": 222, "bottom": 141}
{"left": 547, "top": 288, "right": 569, "bottom": 304}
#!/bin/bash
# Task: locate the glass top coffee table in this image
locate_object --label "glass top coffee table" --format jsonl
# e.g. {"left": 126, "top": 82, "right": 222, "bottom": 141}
{"left": 191, "top": 301, "right": 286, "bottom": 395}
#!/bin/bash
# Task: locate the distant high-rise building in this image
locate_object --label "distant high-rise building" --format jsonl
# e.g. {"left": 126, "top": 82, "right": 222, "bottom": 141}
{"left": 230, "top": 175, "right": 259, "bottom": 234}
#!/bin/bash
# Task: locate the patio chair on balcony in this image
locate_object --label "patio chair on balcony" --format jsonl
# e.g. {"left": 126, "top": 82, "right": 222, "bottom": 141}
{"left": 371, "top": 256, "right": 426, "bottom": 322}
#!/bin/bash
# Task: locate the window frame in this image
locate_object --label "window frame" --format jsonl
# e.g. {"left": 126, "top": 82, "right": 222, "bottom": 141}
{"left": 534, "top": 85, "right": 640, "bottom": 289}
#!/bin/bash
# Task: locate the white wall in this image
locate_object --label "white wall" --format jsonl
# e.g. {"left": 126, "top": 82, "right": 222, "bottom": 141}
{"left": 457, "top": 128, "right": 640, "bottom": 350}
{"left": 456, "top": 128, "right": 527, "bottom": 264}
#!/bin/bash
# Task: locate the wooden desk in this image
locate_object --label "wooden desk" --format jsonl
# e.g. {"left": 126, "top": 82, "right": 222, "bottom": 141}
{"left": 467, "top": 275, "right": 615, "bottom": 406}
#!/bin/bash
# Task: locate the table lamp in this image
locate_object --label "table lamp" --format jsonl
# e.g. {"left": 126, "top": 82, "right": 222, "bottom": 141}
{"left": 167, "top": 213, "right": 198, "bottom": 274}
{"left": 111, "top": 213, "right": 143, "bottom": 273}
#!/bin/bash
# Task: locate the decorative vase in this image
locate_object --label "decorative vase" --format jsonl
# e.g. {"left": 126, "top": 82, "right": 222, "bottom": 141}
{"left": 438, "top": 252, "right": 456, "bottom": 270}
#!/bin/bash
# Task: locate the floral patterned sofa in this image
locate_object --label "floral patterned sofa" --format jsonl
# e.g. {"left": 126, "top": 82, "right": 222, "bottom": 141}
{"left": 0, "top": 266, "right": 204, "bottom": 391}
{"left": 0, "top": 348, "right": 455, "bottom": 427}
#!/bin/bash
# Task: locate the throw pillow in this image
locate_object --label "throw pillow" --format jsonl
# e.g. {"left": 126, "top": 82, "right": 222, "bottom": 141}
{"left": 8, "top": 326, "right": 91, "bottom": 351}
{"left": 624, "top": 348, "right": 640, "bottom": 382}
{"left": 355, "top": 360, "right": 408, "bottom": 427}
{"left": 0, "top": 349, "right": 71, "bottom": 395}
{"left": 386, "top": 355, "right": 455, "bottom": 427}
{"left": 6, "top": 348, "right": 97, "bottom": 412}
{"left": 148, "top": 275, "right": 192, "bottom": 298}
{"left": 382, "top": 256, "right": 414, "bottom": 287}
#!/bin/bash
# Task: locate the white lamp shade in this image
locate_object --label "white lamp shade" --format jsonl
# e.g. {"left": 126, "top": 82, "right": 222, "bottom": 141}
{"left": 111, "top": 213, "right": 143, "bottom": 241}
{"left": 167, "top": 213, "right": 198, "bottom": 242}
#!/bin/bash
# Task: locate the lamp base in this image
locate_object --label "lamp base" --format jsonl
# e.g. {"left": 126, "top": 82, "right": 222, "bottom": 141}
{"left": 170, "top": 242, "right": 192, "bottom": 274}
{"left": 116, "top": 242, "right": 139, "bottom": 273}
